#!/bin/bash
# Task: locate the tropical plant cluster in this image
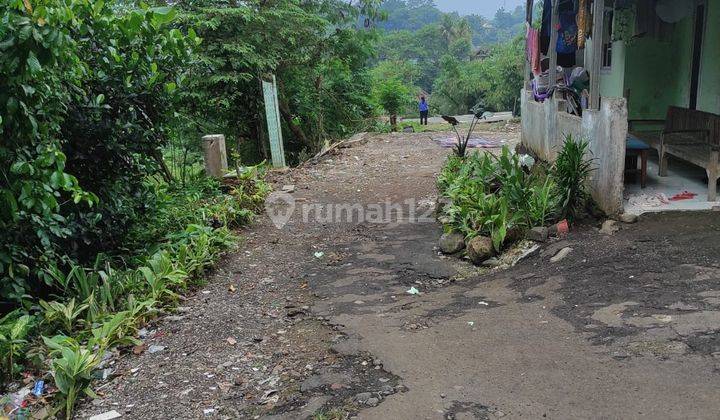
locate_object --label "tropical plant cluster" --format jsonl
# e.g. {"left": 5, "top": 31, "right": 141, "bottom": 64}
{"left": 1, "top": 166, "right": 269, "bottom": 418}
{"left": 437, "top": 136, "right": 593, "bottom": 253}
{"left": 0, "top": 0, "right": 275, "bottom": 417}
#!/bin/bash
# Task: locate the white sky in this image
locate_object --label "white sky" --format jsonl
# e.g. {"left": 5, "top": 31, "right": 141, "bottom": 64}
{"left": 434, "top": 0, "right": 526, "bottom": 17}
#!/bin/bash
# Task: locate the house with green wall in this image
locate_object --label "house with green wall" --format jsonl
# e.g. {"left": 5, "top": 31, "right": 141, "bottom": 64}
{"left": 521, "top": 0, "right": 720, "bottom": 215}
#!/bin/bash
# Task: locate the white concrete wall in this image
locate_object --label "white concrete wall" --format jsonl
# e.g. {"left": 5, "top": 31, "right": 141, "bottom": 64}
{"left": 521, "top": 90, "right": 627, "bottom": 215}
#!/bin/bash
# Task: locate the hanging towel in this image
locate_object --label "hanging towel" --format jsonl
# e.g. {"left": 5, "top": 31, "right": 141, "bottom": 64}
{"left": 526, "top": 25, "right": 542, "bottom": 76}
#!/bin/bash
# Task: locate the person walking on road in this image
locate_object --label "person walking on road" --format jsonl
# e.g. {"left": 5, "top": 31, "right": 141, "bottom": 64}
{"left": 419, "top": 96, "right": 429, "bottom": 125}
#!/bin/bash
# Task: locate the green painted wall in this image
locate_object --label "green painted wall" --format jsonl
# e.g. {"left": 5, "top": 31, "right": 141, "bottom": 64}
{"left": 698, "top": 0, "right": 720, "bottom": 113}
{"left": 624, "top": 36, "right": 678, "bottom": 120}
{"left": 622, "top": 0, "right": 720, "bottom": 120}
{"left": 599, "top": 41, "right": 626, "bottom": 99}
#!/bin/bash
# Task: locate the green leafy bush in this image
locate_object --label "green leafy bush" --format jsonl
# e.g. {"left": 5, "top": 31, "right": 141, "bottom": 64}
{"left": 374, "top": 78, "right": 413, "bottom": 129}
{"left": 438, "top": 136, "right": 592, "bottom": 251}
{"left": 0, "top": 0, "right": 196, "bottom": 302}
{"left": 43, "top": 338, "right": 101, "bottom": 420}
{"left": 0, "top": 311, "right": 35, "bottom": 381}
{"left": 553, "top": 135, "right": 594, "bottom": 221}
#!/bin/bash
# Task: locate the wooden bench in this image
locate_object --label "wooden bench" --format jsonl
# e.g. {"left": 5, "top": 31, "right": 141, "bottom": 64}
{"left": 631, "top": 107, "right": 720, "bottom": 201}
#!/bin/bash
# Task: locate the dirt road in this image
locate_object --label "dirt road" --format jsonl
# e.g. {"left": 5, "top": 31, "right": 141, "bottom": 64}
{"left": 80, "top": 127, "right": 720, "bottom": 420}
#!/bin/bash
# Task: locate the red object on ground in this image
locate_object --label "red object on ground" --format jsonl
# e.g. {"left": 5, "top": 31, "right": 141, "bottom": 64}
{"left": 669, "top": 191, "right": 698, "bottom": 201}
{"left": 556, "top": 219, "right": 569, "bottom": 236}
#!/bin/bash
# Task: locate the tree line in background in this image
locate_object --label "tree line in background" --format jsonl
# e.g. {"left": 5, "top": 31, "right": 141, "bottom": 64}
{"left": 370, "top": 0, "right": 525, "bottom": 117}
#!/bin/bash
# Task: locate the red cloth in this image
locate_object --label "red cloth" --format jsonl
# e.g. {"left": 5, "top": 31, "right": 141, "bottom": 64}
{"left": 669, "top": 191, "right": 698, "bottom": 201}
{"left": 526, "top": 26, "right": 541, "bottom": 76}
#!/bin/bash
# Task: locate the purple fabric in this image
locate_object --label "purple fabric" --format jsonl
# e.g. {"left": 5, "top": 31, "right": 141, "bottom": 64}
{"left": 434, "top": 137, "right": 505, "bottom": 149}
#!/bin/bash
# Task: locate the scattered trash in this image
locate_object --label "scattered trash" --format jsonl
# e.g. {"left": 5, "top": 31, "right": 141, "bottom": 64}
{"left": 1, "top": 387, "right": 30, "bottom": 418}
{"left": 626, "top": 192, "right": 670, "bottom": 209}
{"left": 281, "top": 184, "right": 296, "bottom": 193}
{"left": 467, "top": 321, "right": 475, "bottom": 326}
{"left": 314, "top": 251, "right": 324, "bottom": 258}
{"left": 518, "top": 154, "right": 535, "bottom": 169}
{"left": 228, "top": 284, "right": 237, "bottom": 292}
{"left": 203, "top": 408, "right": 216, "bottom": 415}
{"left": 434, "top": 136, "right": 505, "bottom": 149}
{"left": 406, "top": 287, "right": 420, "bottom": 295}
{"left": 32, "top": 380, "right": 44, "bottom": 397}
{"left": 148, "top": 345, "right": 166, "bottom": 354}
{"left": 478, "top": 301, "right": 489, "bottom": 306}
{"left": 652, "top": 314, "right": 673, "bottom": 323}
{"left": 259, "top": 389, "right": 279, "bottom": 405}
{"left": 101, "top": 367, "right": 114, "bottom": 380}
{"left": 88, "top": 410, "right": 122, "bottom": 420}
{"left": 226, "top": 337, "right": 237, "bottom": 346}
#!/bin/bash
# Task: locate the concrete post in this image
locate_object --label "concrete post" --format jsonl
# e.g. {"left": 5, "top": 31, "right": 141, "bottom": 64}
{"left": 589, "top": 0, "right": 605, "bottom": 110}
{"left": 202, "top": 134, "right": 228, "bottom": 178}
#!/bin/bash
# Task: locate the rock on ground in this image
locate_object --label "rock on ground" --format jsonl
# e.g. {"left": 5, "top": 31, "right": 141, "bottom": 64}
{"left": 466, "top": 236, "right": 494, "bottom": 264}
{"left": 550, "top": 246, "right": 573, "bottom": 262}
{"left": 439, "top": 232, "right": 465, "bottom": 254}
{"left": 527, "top": 226, "right": 549, "bottom": 242}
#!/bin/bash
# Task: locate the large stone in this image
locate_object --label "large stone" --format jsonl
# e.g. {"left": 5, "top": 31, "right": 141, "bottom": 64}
{"left": 526, "top": 226, "right": 549, "bottom": 242}
{"left": 466, "top": 236, "right": 494, "bottom": 265}
{"left": 439, "top": 232, "right": 465, "bottom": 254}
{"left": 599, "top": 220, "right": 620, "bottom": 235}
{"left": 550, "top": 247, "right": 573, "bottom": 263}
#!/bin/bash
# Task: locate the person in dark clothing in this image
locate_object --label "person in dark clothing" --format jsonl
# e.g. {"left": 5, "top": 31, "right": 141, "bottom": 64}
{"left": 419, "top": 96, "right": 429, "bottom": 125}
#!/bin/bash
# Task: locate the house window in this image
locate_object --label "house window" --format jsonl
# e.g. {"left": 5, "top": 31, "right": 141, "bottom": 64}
{"left": 601, "top": 9, "right": 614, "bottom": 69}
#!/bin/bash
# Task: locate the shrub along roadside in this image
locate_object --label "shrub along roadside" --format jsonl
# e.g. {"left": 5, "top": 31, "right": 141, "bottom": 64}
{"left": 437, "top": 136, "right": 593, "bottom": 259}
{"left": 0, "top": 166, "right": 270, "bottom": 419}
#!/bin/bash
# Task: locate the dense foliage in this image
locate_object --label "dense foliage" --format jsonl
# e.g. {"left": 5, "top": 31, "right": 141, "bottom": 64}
{"left": 0, "top": 1, "right": 270, "bottom": 417}
{"left": 0, "top": 0, "right": 196, "bottom": 303}
{"left": 371, "top": 0, "right": 526, "bottom": 116}
{"left": 175, "top": 0, "right": 381, "bottom": 165}
{"left": 437, "top": 137, "right": 593, "bottom": 252}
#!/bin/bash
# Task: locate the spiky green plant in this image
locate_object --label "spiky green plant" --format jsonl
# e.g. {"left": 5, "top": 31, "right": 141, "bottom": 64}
{"left": 553, "top": 135, "right": 594, "bottom": 221}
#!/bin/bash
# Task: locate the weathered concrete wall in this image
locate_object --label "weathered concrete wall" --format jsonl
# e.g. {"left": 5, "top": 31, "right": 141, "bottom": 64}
{"left": 582, "top": 98, "right": 627, "bottom": 215}
{"left": 521, "top": 90, "right": 627, "bottom": 215}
